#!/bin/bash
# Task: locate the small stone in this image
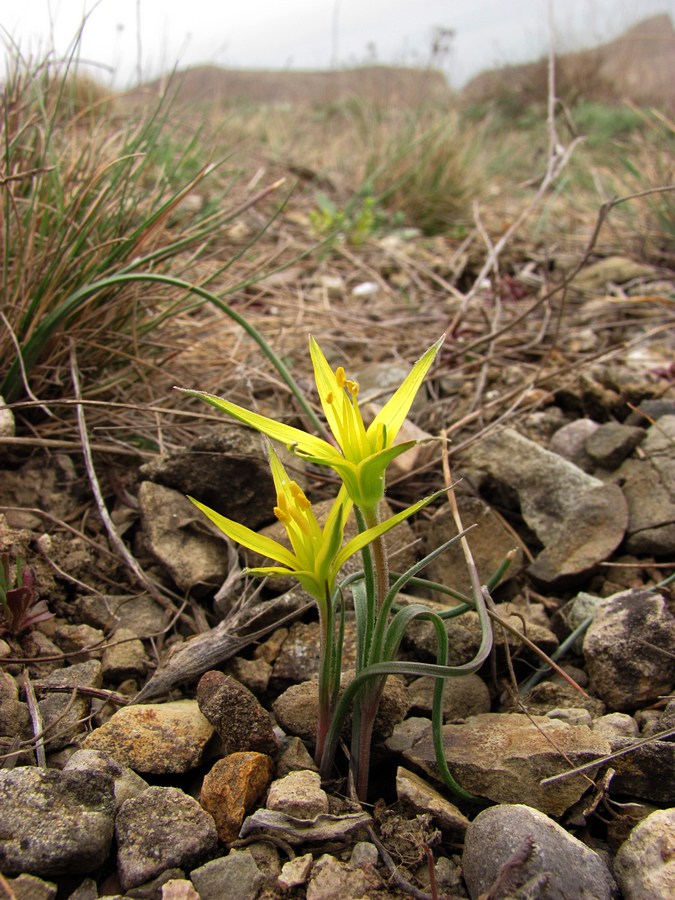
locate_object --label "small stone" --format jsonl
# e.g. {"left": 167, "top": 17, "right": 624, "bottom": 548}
{"left": 64, "top": 749, "right": 149, "bottom": 812}
{"left": 161, "top": 879, "right": 201, "bottom": 900}
{"left": 273, "top": 673, "right": 408, "bottom": 744}
{"left": 200, "top": 752, "right": 274, "bottom": 843}
{"left": 116, "top": 786, "right": 218, "bottom": 890}
{"left": 53, "top": 623, "right": 104, "bottom": 661}
{"left": 223, "top": 655, "right": 272, "bottom": 695}
{"left": 196, "top": 670, "right": 278, "bottom": 755}
{"left": 36, "top": 660, "right": 102, "bottom": 751}
{"left": 549, "top": 418, "right": 599, "bottom": 471}
{"left": 83, "top": 700, "right": 214, "bottom": 774}
{"left": 190, "top": 851, "right": 264, "bottom": 900}
{"left": 0, "top": 767, "right": 114, "bottom": 876}
{"left": 396, "top": 767, "right": 470, "bottom": 833}
{"left": 306, "top": 853, "right": 380, "bottom": 900}
{"left": 585, "top": 421, "right": 645, "bottom": 469}
{"left": 462, "top": 804, "right": 616, "bottom": 899}
{"left": 610, "top": 737, "right": 675, "bottom": 804}
{"left": 614, "top": 807, "right": 675, "bottom": 899}
{"left": 349, "top": 841, "right": 379, "bottom": 869}
{"left": 138, "top": 482, "right": 229, "bottom": 594}
{"left": 266, "top": 769, "right": 329, "bottom": 819}
{"left": 279, "top": 852, "right": 313, "bottom": 889}
{"left": 101, "top": 627, "right": 148, "bottom": 681}
{"left": 403, "top": 713, "right": 611, "bottom": 816}
{"left": 4, "top": 873, "right": 57, "bottom": 899}
{"left": 591, "top": 713, "right": 640, "bottom": 743}
{"left": 583, "top": 588, "right": 675, "bottom": 711}
{"left": 408, "top": 673, "right": 491, "bottom": 721}
{"left": 275, "top": 735, "right": 319, "bottom": 777}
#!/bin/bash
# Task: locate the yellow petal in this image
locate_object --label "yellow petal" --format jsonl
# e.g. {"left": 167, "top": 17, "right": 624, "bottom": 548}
{"left": 188, "top": 496, "right": 297, "bottom": 569}
{"left": 176, "top": 388, "right": 334, "bottom": 460}
{"left": 366, "top": 335, "right": 444, "bottom": 447}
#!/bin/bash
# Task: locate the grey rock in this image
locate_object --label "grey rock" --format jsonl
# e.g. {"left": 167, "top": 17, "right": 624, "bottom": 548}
{"left": 549, "top": 418, "right": 599, "bottom": 471}
{"left": 615, "top": 415, "right": 675, "bottom": 555}
{"left": 65, "top": 877, "right": 98, "bottom": 899}
{"left": 64, "top": 749, "right": 149, "bottom": 812}
{"left": 349, "top": 841, "right": 379, "bottom": 868}
{"left": 405, "top": 599, "right": 557, "bottom": 667}
{"left": 467, "top": 427, "right": 627, "bottom": 583}
{"left": 403, "top": 713, "right": 610, "bottom": 816}
{"left": 614, "top": 807, "right": 675, "bottom": 899}
{"left": 396, "top": 767, "right": 469, "bottom": 833}
{"left": 407, "top": 673, "right": 491, "bottom": 721}
{"left": 266, "top": 770, "right": 329, "bottom": 818}
{"left": 223, "top": 654, "right": 272, "bottom": 695}
{"left": 3, "top": 873, "right": 57, "bottom": 899}
{"left": 116, "top": 786, "right": 218, "bottom": 890}
{"left": 0, "top": 767, "right": 114, "bottom": 876}
{"left": 191, "top": 851, "right": 265, "bottom": 900}
{"left": 610, "top": 737, "right": 675, "bottom": 803}
{"left": 275, "top": 735, "right": 319, "bottom": 777}
{"left": 279, "top": 852, "right": 313, "bottom": 889}
{"left": 462, "top": 804, "right": 617, "bottom": 899}
{"left": 306, "top": 853, "right": 381, "bottom": 900}
{"left": 126, "top": 867, "right": 186, "bottom": 898}
{"left": 138, "top": 482, "right": 229, "bottom": 594}
{"left": 36, "top": 660, "right": 102, "bottom": 751}
{"left": 419, "top": 495, "right": 525, "bottom": 597}
{"left": 583, "top": 589, "right": 675, "bottom": 711}
{"left": 77, "top": 593, "right": 168, "bottom": 638}
{"left": 625, "top": 399, "right": 675, "bottom": 426}
{"left": 591, "top": 713, "right": 640, "bottom": 743}
{"left": 139, "top": 425, "right": 277, "bottom": 530}
{"left": 101, "top": 626, "right": 148, "bottom": 681}
{"left": 273, "top": 673, "right": 408, "bottom": 743}
{"left": 514, "top": 680, "right": 605, "bottom": 718}
{"left": 585, "top": 421, "right": 645, "bottom": 469}
{"left": 0, "top": 670, "right": 30, "bottom": 742}
{"left": 196, "top": 669, "right": 278, "bottom": 756}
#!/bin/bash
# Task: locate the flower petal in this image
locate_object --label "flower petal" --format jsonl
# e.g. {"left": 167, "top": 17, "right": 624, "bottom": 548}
{"left": 176, "top": 388, "right": 333, "bottom": 459}
{"left": 334, "top": 491, "right": 441, "bottom": 571}
{"left": 366, "top": 335, "right": 444, "bottom": 447}
{"left": 188, "top": 496, "right": 297, "bottom": 569}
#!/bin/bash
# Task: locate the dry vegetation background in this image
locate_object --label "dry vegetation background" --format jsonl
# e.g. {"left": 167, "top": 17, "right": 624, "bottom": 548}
{"left": 0, "top": 12, "right": 673, "bottom": 489}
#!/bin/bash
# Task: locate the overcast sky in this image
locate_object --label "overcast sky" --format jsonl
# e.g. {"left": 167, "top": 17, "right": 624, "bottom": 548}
{"left": 2, "top": 0, "right": 673, "bottom": 88}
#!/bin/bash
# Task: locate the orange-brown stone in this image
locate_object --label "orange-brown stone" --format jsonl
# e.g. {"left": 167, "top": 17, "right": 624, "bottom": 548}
{"left": 200, "top": 752, "right": 275, "bottom": 843}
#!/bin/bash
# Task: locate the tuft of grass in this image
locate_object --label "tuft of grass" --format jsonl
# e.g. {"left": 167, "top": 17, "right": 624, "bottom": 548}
{"left": 360, "top": 110, "right": 478, "bottom": 236}
{"left": 0, "top": 54, "right": 244, "bottom": 403}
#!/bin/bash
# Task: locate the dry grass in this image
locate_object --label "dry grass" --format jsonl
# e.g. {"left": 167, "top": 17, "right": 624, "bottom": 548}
{"left": 0, "top": 49, "right": 673, "bottom": 480}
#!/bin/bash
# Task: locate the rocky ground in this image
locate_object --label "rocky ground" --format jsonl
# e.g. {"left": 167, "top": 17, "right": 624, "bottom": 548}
{"left": 1, "top": 243, "right": 674, "bottom": 899}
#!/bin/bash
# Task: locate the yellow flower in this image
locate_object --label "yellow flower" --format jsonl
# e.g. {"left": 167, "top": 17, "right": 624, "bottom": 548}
{"left": 189, "top": 445, "right": 437, "bottom": 603}
{"left": 179, "top": 335, "right": 443, "bottom": 514}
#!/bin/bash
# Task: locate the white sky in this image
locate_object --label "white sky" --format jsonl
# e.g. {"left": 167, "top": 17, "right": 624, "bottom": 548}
{"left": 2, "top": 0, "right": 673, "bottom": 88}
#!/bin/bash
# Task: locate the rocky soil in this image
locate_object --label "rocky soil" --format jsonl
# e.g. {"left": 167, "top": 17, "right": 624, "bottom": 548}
{"left": 0, "top": 247, "right": 674, "bottom": 899}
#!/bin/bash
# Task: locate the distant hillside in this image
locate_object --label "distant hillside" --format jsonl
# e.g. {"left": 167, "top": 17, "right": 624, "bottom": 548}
{"left": 462, "top": 14, "right": 675, "bottom": 111}
{"left": 129, "top": 65, "right": 451, "bottom": 108}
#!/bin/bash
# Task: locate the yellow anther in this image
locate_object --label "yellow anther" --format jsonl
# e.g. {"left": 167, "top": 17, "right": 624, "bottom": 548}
{"left": 274, "top": 506, "right": 290, "bottom": 524}
{"left": 336, "top": 365, "right": 359, "bottom": 397}
{"left": 325, "top": 391, "right": 334, "bottom": 404}
{"left": 290, "top": 482, "right": 311, "bottom": 511}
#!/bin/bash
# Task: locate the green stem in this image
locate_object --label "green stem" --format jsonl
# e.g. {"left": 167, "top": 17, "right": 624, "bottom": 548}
{"left": 363, "top": 505, "right": 388, "bottom": 611}
{"left": 315, "top": 590, "right": 337, "bottom": 767}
